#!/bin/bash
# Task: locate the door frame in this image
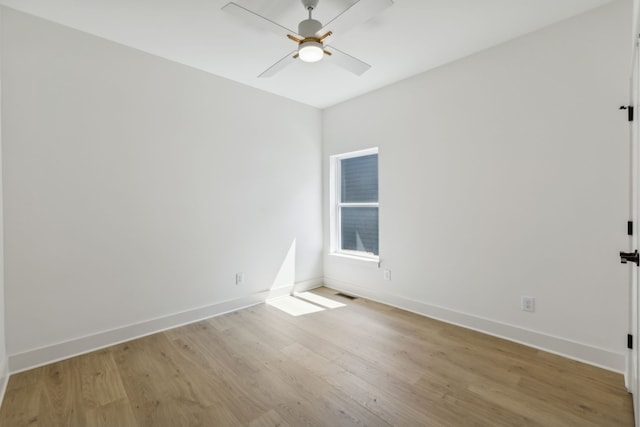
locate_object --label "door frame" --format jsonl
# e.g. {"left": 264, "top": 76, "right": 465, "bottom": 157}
{"left": 629, "top": 43, "right": 639, "bottom": 422}
{"left": 628, "top": 4, "right": 640, "bottom": 425}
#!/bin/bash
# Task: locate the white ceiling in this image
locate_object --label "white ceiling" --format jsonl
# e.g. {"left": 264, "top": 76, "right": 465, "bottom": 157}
{"left": 0, "top": 0, "right": 615, "bottom": 108}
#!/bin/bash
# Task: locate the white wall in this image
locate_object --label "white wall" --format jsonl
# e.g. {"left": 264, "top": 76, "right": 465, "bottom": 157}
{"left": 0, "top": 0, "right": 632, "bottom": 375}
{"left": 0, "top": 5, "right": 8, "bottom": 395}
{"left": 634, "top": 0, "right": 639, "bottom": 47}
{"left": 1, "top": 8, "right": 322, "bottom": 369}
{"left": 323, "top": 0, "right": 631, "bottom": 371}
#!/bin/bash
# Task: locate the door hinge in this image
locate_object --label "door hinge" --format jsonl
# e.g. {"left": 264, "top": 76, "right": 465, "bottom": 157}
{"left": 620, "top": 250, "right": 640, "bottom": 265}
{"left": 620, "top": 105, "right": 634, "bottom": 122}
{"left": 629, "top": 334, "right": 633, "bottom": 350}
{"left": 629, "top": 221, "right": 633, "bottom": 236}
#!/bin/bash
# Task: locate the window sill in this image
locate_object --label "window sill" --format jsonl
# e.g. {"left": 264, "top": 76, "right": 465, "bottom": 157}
{"left": 328, "top": 252, "right": 380, "bottom": 267}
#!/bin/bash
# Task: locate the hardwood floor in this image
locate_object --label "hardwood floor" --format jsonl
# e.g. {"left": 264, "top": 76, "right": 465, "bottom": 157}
{"left": 0, "top": 287, "right": 633, "bottom": 426}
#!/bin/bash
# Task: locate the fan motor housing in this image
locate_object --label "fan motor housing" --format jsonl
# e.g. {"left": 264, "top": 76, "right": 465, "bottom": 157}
{"left": 298, "top": 19, "right": 322, "bottom": 37}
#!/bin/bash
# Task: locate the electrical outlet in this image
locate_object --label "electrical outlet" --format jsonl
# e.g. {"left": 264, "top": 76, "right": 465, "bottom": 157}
{"left": 383, "top": 269, "right": 391, "bottom": 281}
{"left": 235, "top": 272, "right": 244, "bottom": 285}
{"left": 521, "top": 296, "right": 535, "bottom": 312}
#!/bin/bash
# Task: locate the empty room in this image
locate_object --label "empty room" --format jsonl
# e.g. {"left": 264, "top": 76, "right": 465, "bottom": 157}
{"left": 0, "top": 0, "right": 638, "bottom": 425}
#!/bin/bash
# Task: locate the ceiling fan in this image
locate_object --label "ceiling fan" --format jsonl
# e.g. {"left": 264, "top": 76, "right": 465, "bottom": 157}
{"left": 222, "top": 0, "right": 393, "bottom": 78}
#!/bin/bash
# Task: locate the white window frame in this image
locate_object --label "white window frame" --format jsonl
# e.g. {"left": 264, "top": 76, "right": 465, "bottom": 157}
{"left": 329, "top": 147, "right": 379, "bottom": 261}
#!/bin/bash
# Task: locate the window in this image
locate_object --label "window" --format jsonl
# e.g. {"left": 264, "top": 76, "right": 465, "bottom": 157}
{"left": 330, "top": 148, "right": 379, "bottom": 259}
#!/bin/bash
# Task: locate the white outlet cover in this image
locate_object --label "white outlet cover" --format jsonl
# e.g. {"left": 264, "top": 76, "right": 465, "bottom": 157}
{"left": 521, "top": 296, "right": 535, "bottom": 312}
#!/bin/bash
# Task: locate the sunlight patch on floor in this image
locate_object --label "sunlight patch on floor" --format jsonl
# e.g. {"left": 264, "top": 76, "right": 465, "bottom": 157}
{"left": 266, "top": 292, "right": 348, "bottom": 317}
{"left": 294, "top": 292, "right": 346, "bottom": 309}
{"left": 266, "top": 296, "right": 325, "bottom": 316}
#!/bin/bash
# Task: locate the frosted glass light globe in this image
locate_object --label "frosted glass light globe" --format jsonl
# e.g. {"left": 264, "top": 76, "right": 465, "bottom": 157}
{"left": 299, "top": 41, "right": 324, "bottom": 63}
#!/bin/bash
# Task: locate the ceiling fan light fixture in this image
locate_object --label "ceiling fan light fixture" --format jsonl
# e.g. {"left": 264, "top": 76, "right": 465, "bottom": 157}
{"left": 298, "top": 41, "right": 324, "bottom": 62}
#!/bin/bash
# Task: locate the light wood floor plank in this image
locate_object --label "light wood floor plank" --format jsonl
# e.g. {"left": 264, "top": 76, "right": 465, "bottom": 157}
{"left": 0, "top": 287, "right": 633, "bottom": 426}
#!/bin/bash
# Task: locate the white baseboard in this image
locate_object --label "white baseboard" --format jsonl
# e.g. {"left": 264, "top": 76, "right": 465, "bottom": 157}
{"left": 266, "top": 278, "right": 324, "bottom": 300}
{"left": 324, "top": 277, "right": 626, "bottom": 374}
{"left": 293, "top": 277, "right": 324, "bottom": 292}
{"left": 9, "top": 279, "right": 322, "bottom": 374}
{"left": 8, "top": 275, "right": 622, "bottom": 377}
{"left": 0, "top": 357, "right": 8, "bottom": 407}
{"left": 625, "top": 352, "right": 632, "bottom": 392}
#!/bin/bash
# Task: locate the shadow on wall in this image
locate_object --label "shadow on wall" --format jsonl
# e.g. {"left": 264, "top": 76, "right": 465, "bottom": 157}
{"left": 267, "top": 238, "right": 297, "bottom": 300}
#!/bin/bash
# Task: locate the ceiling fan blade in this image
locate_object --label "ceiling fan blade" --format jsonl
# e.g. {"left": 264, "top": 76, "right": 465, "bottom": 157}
{"left": 222, "top": 2, "right": 300, "bottom": 39}
{"left": 258, "top": 51, "right": 299, "bottom": 78}
{"left": 320, "top": 0, "right": 393, "bottom": 43}
{"left": 324, "top": 46, "right": 371, "bottom": 76}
